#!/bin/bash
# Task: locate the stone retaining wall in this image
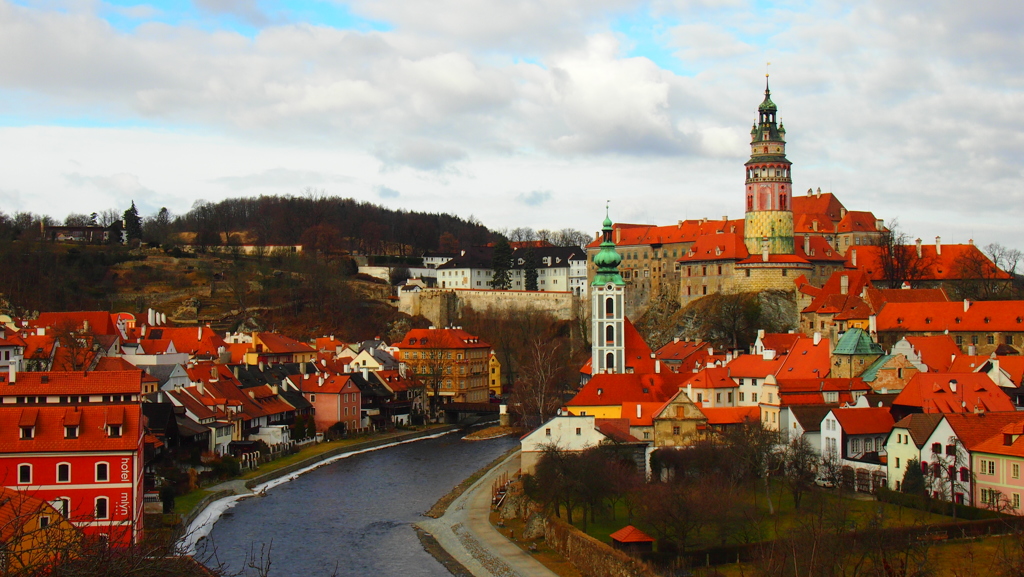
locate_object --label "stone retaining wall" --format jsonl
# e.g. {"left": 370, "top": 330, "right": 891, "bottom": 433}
{"left": 543, "top": 515, "right": 661, "bottom": 577}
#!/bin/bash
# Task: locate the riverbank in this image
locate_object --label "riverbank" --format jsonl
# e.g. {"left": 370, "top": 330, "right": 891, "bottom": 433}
{"left": 178, "top": 425, "right": 460, "bottom": 553}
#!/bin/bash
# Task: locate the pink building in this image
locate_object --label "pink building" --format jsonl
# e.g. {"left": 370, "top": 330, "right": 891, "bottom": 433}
{"left": 972, "top": 420, "right": 1024, "bottom": 513}
{"left": 293, "top": 373, "right": 362, "bottom": 433}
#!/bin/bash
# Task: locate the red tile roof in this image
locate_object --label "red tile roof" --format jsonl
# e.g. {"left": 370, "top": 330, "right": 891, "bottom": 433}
{"left": 801, "top": 270, "right": 872, "bottom": 315}
{"left": 877, "top": 300, "right": 1024, "bottom": 333}
{"left": 21, "top": 334, "right": 56, "bottom": 360}
{"left": 725, "top": 353, "right": 784, "bottom": 378}
{"left": 567, "top": 372, "right": 689, "bottom": 408}
{"left": 830, "top": 407, "right": 895, "bottom": 435}
{"left": 846, "top": 244, "right": 1010, "bottom": 281}
{"left": 621, "top": 402, "right": 666, "bottom": 427}
{"left": 678, "top": 233, "right": 748, "bottom": 262}
{"left": 776, "top": 336, "right": 832, "bottom": 379}
{"left": 942, "top": 412, "right": 1024, "bottom": 451}
{"left": 587, "top": 220, "right": 744, "bottom": 249}
{"left": 777, "top": 378, "right": 871, "bottom": 393}
{"left": 682, "top": 367, "right": 737, "bottom": 389}
{"left": 736, "top": 253, "right": 811, "bottom": 265}
{"left": 296, "top": 372, "right": 356, "bottom": 395}
{"left": 794, "top": 235, "right": 846, "bottom": 263}
{"left": 594, "top": 418, "right": 641, "bottom": 443}
{"left": 759, "top": 333, "right": 801, "bottom": 354}
{"left": 399, "top": 328, "right": 491, "bottom": 350}
{"left": 0, "top": 404, "right": 141, "bottom": 453}
{"left": 794, "top": 213, "right": 837, "bottom": 234}
{"left": 32, "top": 311, "right": 119, "bottom": 336}
{"left": 893, "top": 373, "right": 1015, "bottom": 413}
{"left": 791, "top": 192, "right": 845, "bottom": 222}
{"left": 903, "top": 336, "right": 962, "bottom": 372}
{"left": 255, "top": 332, "right": 316, "bottom": 355}
{"left": 610, "top": 525, "right": 655, "bottom": 543}
{"left": 837, "top": 211, "right": 883, "bottom": 233}
{"left": 0, "top": 370, "right": 142, "bottom": 395}
{"left": 140, "top": 327, "right": 228, "bottom": 357}
{"left": 701, "top": 406, "right": 760, "bottom": 425}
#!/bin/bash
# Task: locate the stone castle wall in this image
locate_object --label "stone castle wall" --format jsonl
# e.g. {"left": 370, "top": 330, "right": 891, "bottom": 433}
{"left": 399, "top": 289, "right": 577, "bottom": 327}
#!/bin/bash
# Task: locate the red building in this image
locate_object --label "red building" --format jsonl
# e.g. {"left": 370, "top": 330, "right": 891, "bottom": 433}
{"left": 291, "top": 372, "right": 362, "bottom": 433}
{"left": 0, "top": 370, "right": 144, "bottom": 546}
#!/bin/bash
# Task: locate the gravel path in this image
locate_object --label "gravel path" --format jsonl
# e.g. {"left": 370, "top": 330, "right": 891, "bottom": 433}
{"left": 416, "top": 451, "right": 558, "bottom": 577}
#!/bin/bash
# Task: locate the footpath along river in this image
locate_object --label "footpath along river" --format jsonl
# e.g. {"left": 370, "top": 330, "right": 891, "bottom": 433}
{"left": 196, "top": 433, "right": 518, "bottom": 576}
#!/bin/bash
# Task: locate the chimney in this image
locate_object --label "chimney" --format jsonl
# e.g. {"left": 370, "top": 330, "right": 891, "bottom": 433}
{"left": 636, "top": 404, "right": 642, "bottom": 419}
{"left": 722, "top": 215, "right": 728, "bottom": 222}
{"left": 807, "top": 188, "right": 813, "bottom": 196}
{"left": 343, "top": 364, "right": 350, "bottom": 373}
{"left": 816, "top": 187, "right": 821, "bottom": 198}
{"left": 233, "top": 366, "right": 239, "bottom": 378}
{"left": 141, "top": 325, "right": 146, "bottom": 337}
{"left": 803, "top": 235, "right": 810, "bottom": 255}
{"left": 949, "top": 379, "right": 957, "bottom": 393}
{"left": 964, "top": 299, "right": 971, "bottom": 312}
{"left": 762, "top": 350, "right": 776, "bottom": 360}
{"left": 148, "top": 309, "right": 155, "bottom": 325}
{"left": 968, "top": 238, "right": 974, "bottom": 246}
{"left": 840, "top": 275, "right": 849, "bottom": 295}
{"left": 37, "top": 327, "right": 44, "bottom": 336}
{"left": 876, "top": 219, "right": 884, "bottom": 231}
{"left": 197, "top": 326, "right": 202, "bottom": 341}
{"left": 840, "top": 208, "right": 847, "bottom": 218}
{"left": 196, "top": 381, "right": 204, "bottom": 395}
{"left": 915, "top": 238, "right": 922, "bottom": 259}
{"left": 362, "top": 367, "right": 369, "bottom": 380}
{"left": 935, "top": 236, "right": 942, "bottom": 256}
{"left": 758, "top": 329, "right": 765, "bottom": 340}
{"left": 258, "top": 361, "right": 264, "bottom": 371}
{"left": 615, "top": 228, "right": 621, "bottom": 244}
{"left": 655, "top": 360, "right": 661, "bottom": 373}
{"left": 300, "top": 363, "right": 306, "bottom": 375}
{"left": 687, "top": 383, "right": 693, "bottom": 401}
{"left": 210, "top": 366, "right": 218, "bottom": 382}
{"left": 762, "top": 238, "right": 769, "bottom": 262}
{"left": 851, "top": 249, "right": 857, "bottom": 267}
{"left": 813, "top": 332, "right": 822, "bottom": 346}
{"left": 968, "top": 345, "right": 977, "bottom": 356}
{"left": 8, "top": 364, "right": 15, "bottom": 384}
{"left": 673, "top": 337, "right": 679, "bottom": 344}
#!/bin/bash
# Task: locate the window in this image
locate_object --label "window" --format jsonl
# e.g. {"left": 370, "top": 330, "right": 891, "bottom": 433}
{"left": 107, "top": 425, "right": 121, "bottom": 438}
{"left": 1016, "top": 494, "right": 1021, "bottom": 510}
{"left": 946, "top": 444, "right": 956, "bottom": 456}
{"left": 95, "top": 497, "right": 109, "bottom": 520}
{"left": 824, "top": 391, "right": 838, "bottom": 403}
{"left": 605, "top": 298, "right": 614, "bottom": 317}
{"left": 896, "top": 457, "right": 900, "bottom": 468}
{"left": 18, "top": 464, "right": 31, "bottom": 484}
{"left": 65, "top": 425, "right": 78, "bottom": 439}
{"left": 1007, "top": 335, "right": 1014, "bottom": 345}
{"left": 606, "top": 325, "right": 614, "bottom": 344}
{"left": 960, "top": 467, "right": 970, "bottom": 482}
{"left": 739, "top": 392, "right": 745, "bottom": 402}
{"left": 673, "top": 426, "right": 680, "bottom": 435}
{"left": 752, "top": 393, "right": 758, "bottom": 403}
{"left": 932, "top": 442, "right": 942, "bottom": 453}
{"left": 852, "top": 438, "right": 861, "bottom": 453}
{"left": 1015, "top": 463, "right": 1021, "bottom": 479}
{"left": 545, "top": 428, "right": 551, "bottom": 436}
{"left": 57, "top": 463, "right": 70, "bottom": 483}
{"left": 575, "top": 428, "right": 581, "bottom": 436}
{"left": 309, "top": 394, "right": 316, "bottom": 402}
{"left": 988, "top": 335, "right": 995, "bottom": 345}
{"left": 39, "top": 515, "right": 50, "bottom": 528}
{"left": 865, "top": 438, "right": 874, "bottom": 452}
{"left": 696, "top": 393, "right": 703, "bottom": 403}
{"left": 716, "top": 393, "right": 722, "bottom": 404}
{"left": 727, "top": 392, "right": 733, "bottom": 403}
{"left": 52, "top": 498, "right": 69, "bottom": 517}
{"left": 972, "top": 335, "right": 979, "bottom": 345}
{"left": 96, "top": 462, "right": 109, "bottom": 482}
{"left": 20, "top": 426, "right": 34, "bottom": 440}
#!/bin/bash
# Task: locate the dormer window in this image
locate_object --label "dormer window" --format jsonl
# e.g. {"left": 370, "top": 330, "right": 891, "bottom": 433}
{"left": 107, "top": 425, "right": 122, "bottom": 438}
{"left": 65, "top": 426, "right": 78, "bottom": 439}
{"left": 20, "top": 426, "right": 34, "bottom": 440}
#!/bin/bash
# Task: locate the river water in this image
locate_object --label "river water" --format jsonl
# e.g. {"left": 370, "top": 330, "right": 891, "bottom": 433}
{"left": 196, "top": 433, "right": 518, "bottom": 576}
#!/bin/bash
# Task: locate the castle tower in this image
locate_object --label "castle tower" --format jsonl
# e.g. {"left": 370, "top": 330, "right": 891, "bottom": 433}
{"left": 592, "top": 208, "right": 625, "bottom": 374}
{"left": 743, "top": 77, "right": 794, "bottom": 255}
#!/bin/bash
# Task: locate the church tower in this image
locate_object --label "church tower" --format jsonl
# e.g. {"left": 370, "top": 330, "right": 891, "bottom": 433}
{"left": 591, "top": 208, "right": 625, "bottom": 375}
{"left": 743, "top": 77, "right": 794, "bottom": 256}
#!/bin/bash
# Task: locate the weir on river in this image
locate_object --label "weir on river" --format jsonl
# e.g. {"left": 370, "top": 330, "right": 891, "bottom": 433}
{"left": 195, "top": 433, "right": 518, "bottom": 576}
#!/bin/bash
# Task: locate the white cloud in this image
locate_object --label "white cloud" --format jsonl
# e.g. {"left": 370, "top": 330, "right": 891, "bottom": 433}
{"left": 212, "top": 168, "right": 354, "bottom": 190}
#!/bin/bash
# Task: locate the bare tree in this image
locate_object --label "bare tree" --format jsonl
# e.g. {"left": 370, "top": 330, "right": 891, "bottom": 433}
{"left": 510, "top": 336, "right": 570, "bottom": 429}
{"left": 951, "top": 242, "right": 1019, "bottom": 300}
{"left": 782, "top": 435, "right": 817, "bottom": 510}
{"left": 51, "top": 319, "right": 96, "bottom": 371}
{"left": 875, "top": 219, "right": 933, "bottom": 289}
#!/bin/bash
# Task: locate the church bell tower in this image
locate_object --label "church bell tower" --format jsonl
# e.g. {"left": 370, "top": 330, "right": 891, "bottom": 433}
{"left": 591, "top": 207, "right": 625, "bottom": 375}
{"left": 743, "top": 77, "right": 794, "bottom": 255}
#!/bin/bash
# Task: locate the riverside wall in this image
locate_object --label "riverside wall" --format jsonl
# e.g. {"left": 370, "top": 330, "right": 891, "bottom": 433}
{"left": 399, "top": 289, "right": 578, "bottom": 327}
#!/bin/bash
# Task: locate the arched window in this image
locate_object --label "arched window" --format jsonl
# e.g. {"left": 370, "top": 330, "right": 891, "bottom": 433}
{"left": 605, "top": 353, "right": 614, "bottom": 370}
{"left": 747, "top": 195, "right": 753, "bottom": 211}
{"left": 779, "top": 194, "right": 787, "bottom": 210}
{"left": 605, "top": 298, "right": 614, "bottom": 317}
{"left": 57, "top": 463, "right": 71, "bottom": 483}
{"left": 605, "top": 325, "right": 614, "bottom": 344}
{"left": 18, "top": 464, "right": 31, "bottom": 484}
{"left": 95, "top": 497, "right": 108, "bottom": 520}
{"left": 95, "top": 462, "right": 109, "bottom": 483}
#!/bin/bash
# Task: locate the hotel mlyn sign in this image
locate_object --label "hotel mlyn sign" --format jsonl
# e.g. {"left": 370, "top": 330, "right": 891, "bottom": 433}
{"left": 0, "top": 371, "right": 145, "bottom": 546}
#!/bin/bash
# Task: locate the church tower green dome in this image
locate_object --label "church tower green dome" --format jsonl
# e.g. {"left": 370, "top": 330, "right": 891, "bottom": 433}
{"left": 592, "top": 206, "right": 625, "bottom": 286}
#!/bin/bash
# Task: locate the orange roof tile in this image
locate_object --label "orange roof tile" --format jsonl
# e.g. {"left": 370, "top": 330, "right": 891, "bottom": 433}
{"left": 0, "top": 404, "right": 141, "bottom": 453}
{"left": 877, "top": 300, "right": 1024, "bottom": 333}
{"left": 794, "top": 235, "right": 846, "bottom": 262}
{"left": 678, "top": 233, "right": 749, "bottom": 263}
{"left": 700, "top": 406, "right": 760, "bottom": 425}
{"left": 682, "top": 367, "right": 737, "bottom": 389}
{"left": 830, "top": 407, "right": 894, "bottom": 435}
{"left": 609, "top": 525, "right": 655, "bottom": 543}
{"left": 399, "top": 328, "right": 490, "bottom": 350}
{"left": 725, "top": 353, "right": 784, "bottom": 378}
{"left": 791, "top": 192, "right": 845, "bottom": 221}
{"left": 621, "top": 402, "right": 666, "bottom": 427}
{"left": 903, "top": 335, "right": 962, "bottom": 372}
{"left": 0, "top": 370, "right": 142, "bottom": 395}
{"left": 893, "top": 373, "right": 1015, "bottom": 414}
{"left": 837, "top": 211, "right": 883, "bottom": 233}
{"left": 846, "top": 244, "right": 1010, "bottom": 282}
{"left": 255, "top": 332, "right": 316, "bottom": 355}
{"left": 776, "top": 336, "right": 832, "bottom": 379}
{"left": 567, "top": 372, "right": 689, "bottom": 408}
{"left": 942, "top": 412, "right": 1024, "bottom": 451}
{"left": 587, "top": 220, "right": 744, "bottom": 249}
{"left": 32, "top": 311, "right": 119, "bottom": 336}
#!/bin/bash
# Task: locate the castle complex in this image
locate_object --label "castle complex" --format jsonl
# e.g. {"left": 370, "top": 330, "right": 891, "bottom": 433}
{"left": 586, "top": 80, "right": 884, "bottom": 316}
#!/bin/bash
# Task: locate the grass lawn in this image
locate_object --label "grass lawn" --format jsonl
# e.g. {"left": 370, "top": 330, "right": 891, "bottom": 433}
{"left": 567, "top": 481, "right": 956, "bottom": 552}
{"left": 174, "top": 489, "right": 212, "bottom": 516}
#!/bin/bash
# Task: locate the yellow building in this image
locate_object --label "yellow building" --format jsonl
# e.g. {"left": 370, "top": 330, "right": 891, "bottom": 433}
{"left": 488, "top": 352, "right": 502, "bottom": 397}
{"left": 394, "top": 328, "right": 492, "bottom": 403}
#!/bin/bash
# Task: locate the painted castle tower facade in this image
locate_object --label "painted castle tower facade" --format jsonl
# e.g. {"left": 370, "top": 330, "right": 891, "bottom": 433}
{"left": 591, "top": 210, "right": 626, "bottom": 374}
{"left": 743, "top": 78, "right": 794, "bottom": 256}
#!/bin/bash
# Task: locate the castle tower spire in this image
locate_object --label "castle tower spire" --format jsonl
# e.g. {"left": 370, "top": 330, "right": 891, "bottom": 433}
{"left": 591, "top": 204, "right": 625, "bottom": 375}
{"left": 743, "top": 75, "right": 794, "bottom": 255}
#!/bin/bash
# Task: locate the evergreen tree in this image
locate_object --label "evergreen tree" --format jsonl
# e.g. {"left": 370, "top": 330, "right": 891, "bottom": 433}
{"left": 902, "top": 458, "right": 928, "bottom": 496}
{"left": 123, "top": 201, "right": 143, "bottom": 242}
{"left": 524, "top": 248, "right": 539, "bottom": 291}
{"left": 489, "top": 238, "right": 513, "bottom": 289}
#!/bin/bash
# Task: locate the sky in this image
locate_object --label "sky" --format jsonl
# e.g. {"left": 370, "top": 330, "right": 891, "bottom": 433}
{"left": 1, "top": 0, "right": 1022, "bottom": 249}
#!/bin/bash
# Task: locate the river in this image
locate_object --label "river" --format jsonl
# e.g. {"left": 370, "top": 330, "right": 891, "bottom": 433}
{"left": 196, "top": 433, "right": 519, "bottom": 576}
